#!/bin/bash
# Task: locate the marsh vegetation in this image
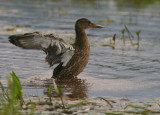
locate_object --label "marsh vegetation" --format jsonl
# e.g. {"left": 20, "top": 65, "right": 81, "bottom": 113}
{"left": 0, "top": 0, "right": 160, "bottom": 114}
{"left": 1, "top": 72, "right": 160, "bottom": 114}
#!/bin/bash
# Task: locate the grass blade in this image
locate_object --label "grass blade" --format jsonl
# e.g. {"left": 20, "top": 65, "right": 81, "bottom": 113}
{"left": 48, "top": 85, "right": 53, "bottom": 97}
{"left": 66, "top": 99, "right": 89, "bottom": 109}
{"left": 10, "top": 71, "right": 23, "bottom": 100}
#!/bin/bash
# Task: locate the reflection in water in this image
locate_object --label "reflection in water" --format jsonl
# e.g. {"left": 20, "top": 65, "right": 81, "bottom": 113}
{"left": 39, "top": 77, "right": 90, "bottom": 99}
{"left": 55, "top": 77, "right": 89, "bottom": 99}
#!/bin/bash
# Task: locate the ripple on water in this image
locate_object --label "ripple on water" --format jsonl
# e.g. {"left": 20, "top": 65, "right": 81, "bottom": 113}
{"left": 0, "top": 0, "right": 160, "bottom": 99}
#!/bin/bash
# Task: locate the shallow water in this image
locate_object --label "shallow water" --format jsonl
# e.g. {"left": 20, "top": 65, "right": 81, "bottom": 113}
{"left": 0, "top": 0, "right": 160, "bottom": 99}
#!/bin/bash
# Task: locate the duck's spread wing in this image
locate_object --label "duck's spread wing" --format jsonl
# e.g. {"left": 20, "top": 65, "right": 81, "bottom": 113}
{"left": 9, "top": 32, "right": 75, "bottom": 66}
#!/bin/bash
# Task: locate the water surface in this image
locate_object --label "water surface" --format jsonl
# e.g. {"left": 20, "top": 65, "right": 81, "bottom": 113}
{"left": 0, "top": 0, "right": 160, "bottom": 99}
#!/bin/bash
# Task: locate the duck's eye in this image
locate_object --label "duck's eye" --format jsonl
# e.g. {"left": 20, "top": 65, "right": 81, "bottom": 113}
{"left": 89, "top": 23, "right": 92, "bottom": 26}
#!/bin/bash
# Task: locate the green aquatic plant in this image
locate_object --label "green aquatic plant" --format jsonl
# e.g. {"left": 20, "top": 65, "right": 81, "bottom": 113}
{"left": 121, "top": 28, "right": 126, "bottom": 45}
{"left": 124, "top": 25, "right": 134, "bottom": 45}
{"left": 121, "top": 25, "right": 142, "bottom": 48}
{"left": 106, "top": 104, "right": 160, "bottom": 114}
{"left": 48, "top": 85, "right": 53, "bottom": 104}
{"left": 48, "top": 85, "right": 53, "bottom": 97}
{"left": 48, "top": 83, "right": 64, "bottom": 107}
{"left": 66, "top": 98, "right": 89, "bottom": 109}
{"left": 117, "top": 0, "right": 160, "bottom": 8}
{"left": 0, "top": 71, "right": 38, "bottom": 114}
{"left": 0, "top": 71, "right": 23, "bottom": 115}
{"left": 52, "top": 79, "right": 65, "bottom": 108}
{"left": 98, "top": 19, "right": 115, "bottom": 24}
{"left": 29, "top": 103, "right": 36, "bottom": 115}
{"left": 98, "top": 97, "right": 113, "bottom": 108}
{"left": 2, "top": 72, "right": 159, "bottom": 114}
{"left": 136, "top": 30, "right": 141, "bottom": 48}
{"left": 10, "top": 71, "right": 23, "bottom": 101}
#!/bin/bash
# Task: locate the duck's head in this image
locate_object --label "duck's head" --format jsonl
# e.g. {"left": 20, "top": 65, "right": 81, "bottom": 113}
{"left": 75, "top": 18, "right": 104, "bottom": 29}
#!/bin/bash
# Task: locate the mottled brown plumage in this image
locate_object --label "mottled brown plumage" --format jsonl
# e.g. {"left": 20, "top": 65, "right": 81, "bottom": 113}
{"left": 9, "top": 18, "right": 103, "bottom": 79}
{"left": 53, "top": 18, "right": 103, "bottom": 78}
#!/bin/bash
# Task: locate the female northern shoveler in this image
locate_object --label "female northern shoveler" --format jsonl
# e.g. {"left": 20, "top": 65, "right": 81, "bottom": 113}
{"left": 9, "top": 18, "right": 103, "bottom": 79}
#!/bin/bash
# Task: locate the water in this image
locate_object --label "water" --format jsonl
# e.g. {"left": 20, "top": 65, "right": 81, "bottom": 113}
{"left": 0, "top": 0, "right": 160, "bottom": 99}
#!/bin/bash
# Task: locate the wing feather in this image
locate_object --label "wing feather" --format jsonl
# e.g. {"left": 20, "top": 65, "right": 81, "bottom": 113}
{"left": 9, "top": 32, "right": 75, "bottom": 67}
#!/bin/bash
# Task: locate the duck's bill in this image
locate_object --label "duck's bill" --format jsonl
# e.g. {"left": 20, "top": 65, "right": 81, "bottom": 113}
{"left": 89, "top": 23, "right": 104, "bottom": 28}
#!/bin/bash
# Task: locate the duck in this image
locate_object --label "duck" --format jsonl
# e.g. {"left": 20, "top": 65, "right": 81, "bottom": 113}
{"left": 9, "top": 18, "right": 104, "bottom": 79}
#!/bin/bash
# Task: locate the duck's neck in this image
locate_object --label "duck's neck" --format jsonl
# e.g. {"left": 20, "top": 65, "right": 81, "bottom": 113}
{"left": 75, "top": 27, "right": 90, "bottom": 50}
